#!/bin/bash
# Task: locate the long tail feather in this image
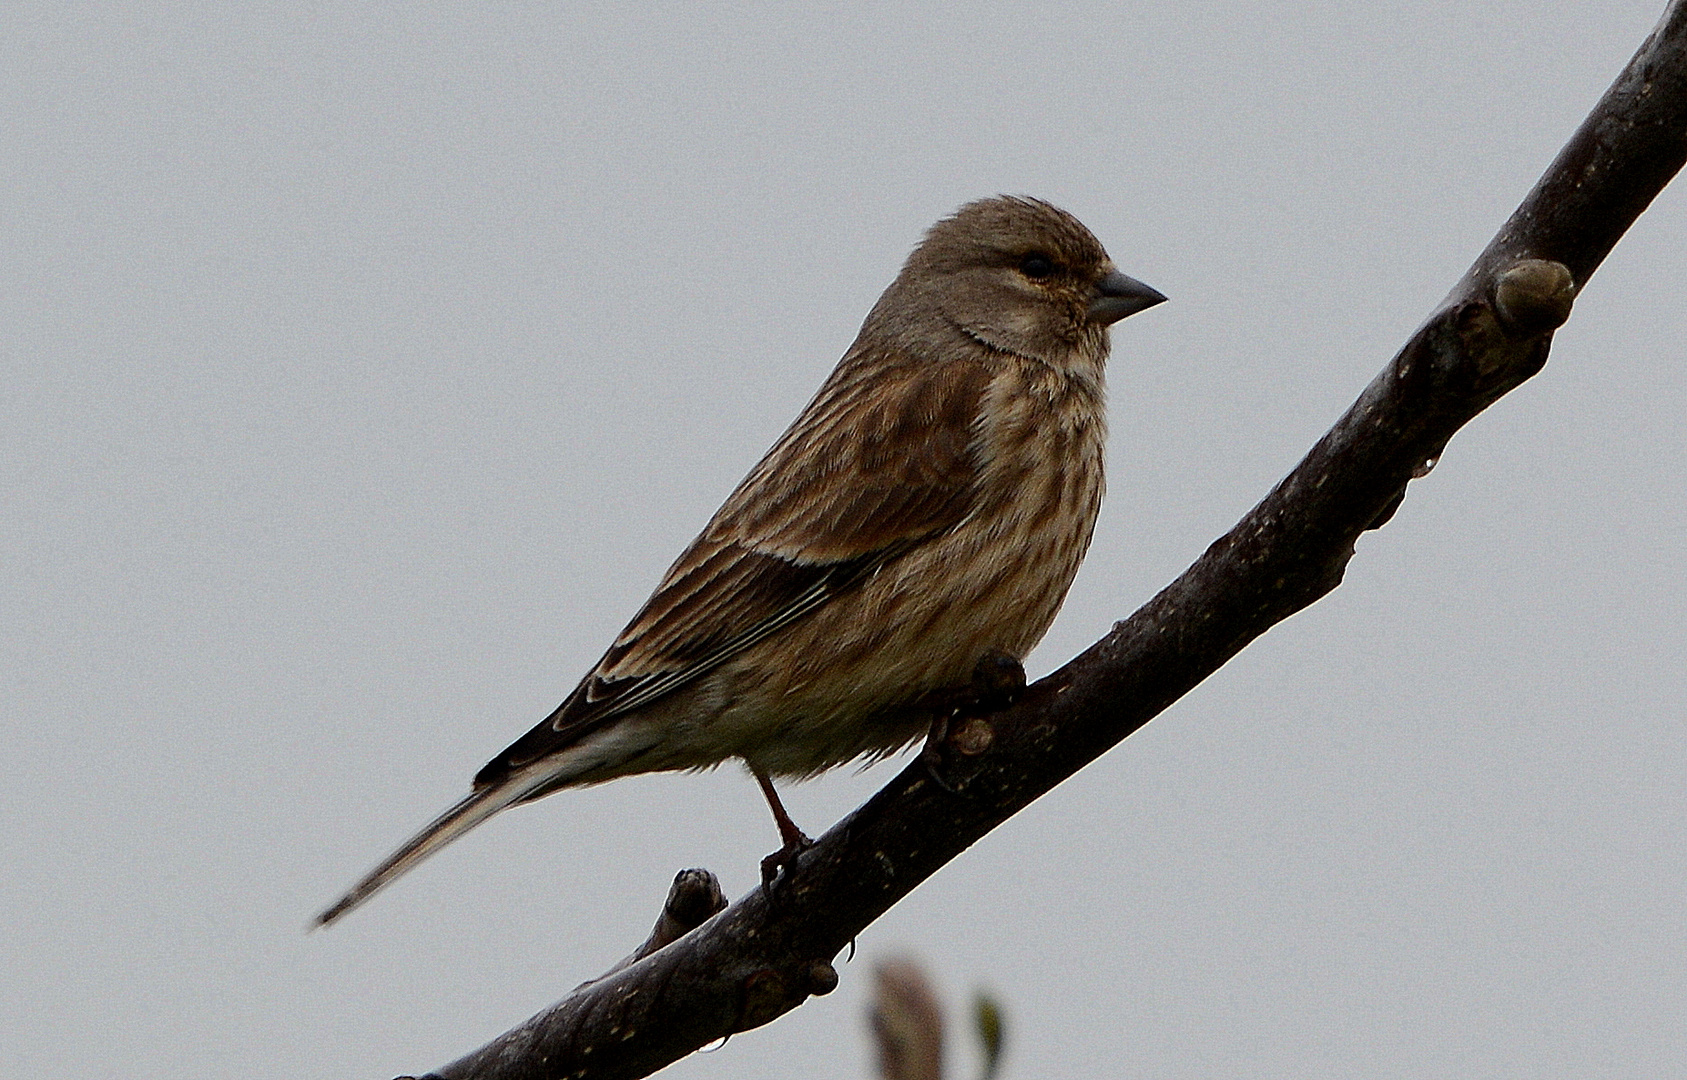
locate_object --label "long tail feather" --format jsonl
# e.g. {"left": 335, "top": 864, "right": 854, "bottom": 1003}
{"left": 314, "top": 775, "right": 539, "bottom": 928}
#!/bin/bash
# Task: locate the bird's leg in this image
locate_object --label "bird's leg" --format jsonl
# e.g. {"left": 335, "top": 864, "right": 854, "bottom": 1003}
{"left": 754, "top": 767, "right": 813, "bottom": 893}
{"left": 920, "top": 650, "right": 1026, "bottom": 790}
{"left": 919, "top": 711, "right": 957, "bottom": 794}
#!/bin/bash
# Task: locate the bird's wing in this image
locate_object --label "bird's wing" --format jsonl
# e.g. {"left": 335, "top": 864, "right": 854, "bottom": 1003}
{"left": 476, "top": 351, "right": 992, "bottom": 783}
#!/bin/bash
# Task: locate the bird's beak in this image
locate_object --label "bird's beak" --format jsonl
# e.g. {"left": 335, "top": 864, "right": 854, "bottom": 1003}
{"left": 1089, "top": 268, "right": 1167, "bottom": 325}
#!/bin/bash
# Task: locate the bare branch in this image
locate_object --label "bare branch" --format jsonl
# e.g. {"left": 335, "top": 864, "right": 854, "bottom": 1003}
{"left": 414, "top": 5, "right": 1687, "bottom": 1078}
{"left": 598, "top": 869, "right": 728, "bottom": 984}
{"left": 400, "top": 871, "right": 727, "bottom": 1080}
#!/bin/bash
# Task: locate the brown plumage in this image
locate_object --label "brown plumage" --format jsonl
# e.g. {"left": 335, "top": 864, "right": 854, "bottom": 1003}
{"left": 316, "top": 196, "right": 1164, "bottom": 926}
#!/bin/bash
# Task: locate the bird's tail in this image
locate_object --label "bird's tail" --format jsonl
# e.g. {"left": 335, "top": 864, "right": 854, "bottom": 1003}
{"left": 314, "top": 772, "right": 544, "bottom": 929}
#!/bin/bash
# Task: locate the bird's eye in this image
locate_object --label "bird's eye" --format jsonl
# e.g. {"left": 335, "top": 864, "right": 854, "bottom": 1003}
{"left": 1018, "top": 253, "right": 1057, "bottom": 280}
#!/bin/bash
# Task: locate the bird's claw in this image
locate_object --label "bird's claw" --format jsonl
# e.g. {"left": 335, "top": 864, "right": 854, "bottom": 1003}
{"left": 760, "top": 833, "right": 815, "bottom": 900}
{"left": 920, "top": 725, "right": 959, "bottom": 793}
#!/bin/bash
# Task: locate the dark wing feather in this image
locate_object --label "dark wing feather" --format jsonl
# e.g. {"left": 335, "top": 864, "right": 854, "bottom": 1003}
{"left": 474, "top": 350, "right": 991, "bottom": 786}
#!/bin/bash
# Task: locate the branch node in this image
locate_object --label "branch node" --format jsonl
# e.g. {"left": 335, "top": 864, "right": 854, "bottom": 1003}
{"left": 739, "top": 969, "right": 793, "bottom": 1031}
{"left": 1494, "top": 258, "right": 1576, "bottom": 335}
{"left": 950, "top": 717, "right": 995, "bottom": 756}
{"left": 807, "top": 959, "right": 840, "bottom": 996}
{"left": 594, "top": 868, "right": 727, "bottom": 985}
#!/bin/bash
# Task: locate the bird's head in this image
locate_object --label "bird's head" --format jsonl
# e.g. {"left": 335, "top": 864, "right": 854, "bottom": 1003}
{"left": 883, "top": 195, "right": 1165, "bottom": 366}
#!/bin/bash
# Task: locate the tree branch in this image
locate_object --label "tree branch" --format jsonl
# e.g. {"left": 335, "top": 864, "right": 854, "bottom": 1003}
{"left": 416, "top": 5, "right": 1687, "bottom": 1077}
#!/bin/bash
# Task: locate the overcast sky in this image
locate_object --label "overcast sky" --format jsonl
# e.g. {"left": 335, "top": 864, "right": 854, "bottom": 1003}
{"left": 4, "top": 3, "right": 1684, "bottom": 1078}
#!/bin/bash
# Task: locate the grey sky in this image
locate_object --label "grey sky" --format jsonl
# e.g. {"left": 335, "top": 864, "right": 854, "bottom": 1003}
{"left": 3, "top": 3, "right": 1683, "bottom": 1077}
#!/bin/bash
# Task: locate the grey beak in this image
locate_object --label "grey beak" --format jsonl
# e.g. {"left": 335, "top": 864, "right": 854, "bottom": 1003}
{"left": 1089, "top": 268, "right": 1167, "bottom": 325}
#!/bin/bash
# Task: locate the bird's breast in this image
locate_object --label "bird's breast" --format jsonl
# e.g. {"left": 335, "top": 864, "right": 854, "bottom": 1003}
{"left": 718, "top": 359, "right": 1107, "bottom": 776}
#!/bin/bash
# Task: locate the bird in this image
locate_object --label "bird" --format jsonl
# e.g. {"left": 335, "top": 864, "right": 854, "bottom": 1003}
{"left": 316, "top": 195, "right": 1165, "bottom": 927}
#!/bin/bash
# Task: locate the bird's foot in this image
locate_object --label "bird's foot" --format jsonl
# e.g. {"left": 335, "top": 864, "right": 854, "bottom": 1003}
{"left": 920, "top": 714, "right": 957, "bottom": 793}
{"left": 759, "top": 831, "right": 815, "bottom": 899}
{"left": 967, "top": 651, "right": 1028, "bottom": 711}
{"left": 752, "top": 766, "right": 813, "bottom": 901}
{"left": 915, "top": 651, "right": 1028, "bottom": 720}
{"left": 920, "top": 651, "right": 1024, "bottom": 790}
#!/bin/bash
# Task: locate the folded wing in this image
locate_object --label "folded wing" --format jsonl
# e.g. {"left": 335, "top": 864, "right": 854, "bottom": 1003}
{"left": 476, "top": 349, "right": 993, "bottom": 786}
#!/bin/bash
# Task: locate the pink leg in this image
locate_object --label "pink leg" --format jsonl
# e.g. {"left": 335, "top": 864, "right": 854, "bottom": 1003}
{"left": 752, "top": 767, "right": 812, "bottom": 890}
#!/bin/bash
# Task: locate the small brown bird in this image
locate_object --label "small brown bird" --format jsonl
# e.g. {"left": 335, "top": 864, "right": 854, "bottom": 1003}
{"left": 317, "top": 196, "right": 1164, "bottom": 926}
